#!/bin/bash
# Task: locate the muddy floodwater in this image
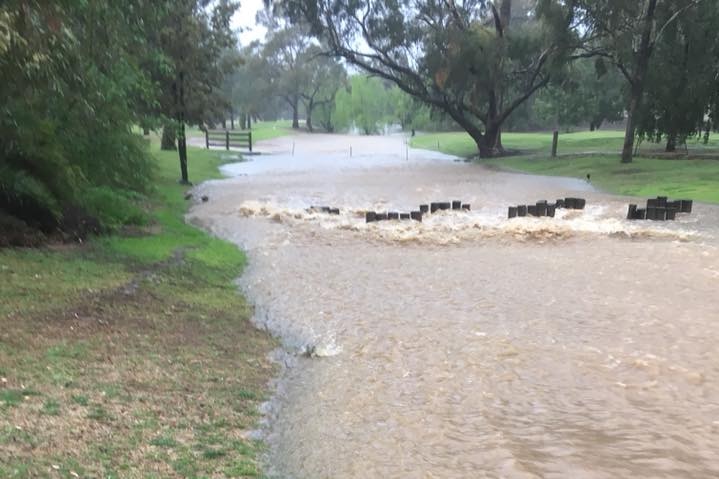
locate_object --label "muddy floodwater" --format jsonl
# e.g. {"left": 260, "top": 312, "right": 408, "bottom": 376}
{"left": 188, "top": 133, "right": 719, "bottom": 479}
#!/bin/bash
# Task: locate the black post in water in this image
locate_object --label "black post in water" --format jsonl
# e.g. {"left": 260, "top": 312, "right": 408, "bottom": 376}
{"left": 517, "top": 205, "right": 527, "bottom": 217}
{"left": 646, "top": 207, "right": 656, "bottom": 220}
{"left": 452, "top": 200, "right": 462, "bottom": 210}
{"left": 430, "top": 203, "right": 439, "bottom": 213}
{"left": 400, "top": 213, "right": 410, "bottom": 220}
{"left": 551, "top": 130, "right": 559, "bottom": 157}
{"left": 627, "top": 204, "right": 637, "bottom": 220}
{"left": 329, "top": 208, "right": 340, "bottom": 215}
{"left": 527, "top": 205, "right": 539, "bottom": 217}
{"left": 410, "top": 211, "right": 423, "bottom": 222}
{"left": 388, "top": 212, "right": 399, "bottom": 220}
{"left": 680, "top": 200, "right": 693, "bottom": 213}
{"left": 634, "top": 208, "right": 646, "bottom": 220}
{"left": 508, "top": 206, "right": 518, "bottom": 218}
{"left": 420, "top": 204, "right": 429, "bottom": 214}
{"left": 439, "top": 202, "right": 451, "bottom": 210}
{"left": 536, "top": 204, "right": 547, "bottom": 216}
{"left": 546, "top": 204, "right": 556, "bottom": 217}
{"left": 657, "top": 196, "right": 668, "bottom": 207}
{"left": 647, "top": 198, "right": 658, "bottom": 208}
{"left": 666, "top": 208, "right": 677, "bottom": 220}
{"left": 575, "top": 198, "right": 586, "bottom": 210}
{"left": 654, "top": 207, "right": 667, "bottom": 221}
{"left": 564, "top": 198, "right": 576, "bottom": 209}
{"left": 376, "top": 212, "right": 388, "bottom": 221}
{"left": 461, "top": 204, "right": 471, "bottom": 211}
{"left": 366, "top": 211, "right": 377, "bottom": 223}
{"left": 555, "top": 199, "right": 565, "bottom": 209}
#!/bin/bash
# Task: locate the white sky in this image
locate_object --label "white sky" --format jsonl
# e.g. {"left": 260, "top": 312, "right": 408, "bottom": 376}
{"left": 232, "top": 0, "right": 268, "bottom": 45}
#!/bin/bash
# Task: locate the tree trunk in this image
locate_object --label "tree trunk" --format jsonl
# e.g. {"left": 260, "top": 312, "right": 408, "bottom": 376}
{"left": 161, "top": 124, "right": 176, "bottom": 150}
{"left": 143, "top": 126, "right": 150, "bottom": 135}
{"left": 240, "top": 113, "right": 246, "bottom": 130}
{"left": 247, "top": 114, "right": 252, "bottom": 129}
{"left": 306, "top": 99, "right": 314, "bottom": 132}
{"left": 292, "top": 97, "right": 300, "bottom": 129}
{"left": 665, "top": 133, "right": 677, "bottom": 152}
{"left": 177, "top": 69, "right": 189, "bottom": 184}
{"left": 230, "top": 107, "right": 234, "bottom": 130}
{"left": 621, "top": 0, "right": 658, "bottom": 164}
{"left": 221, "top": 118, "right": 226, "bottom": 129}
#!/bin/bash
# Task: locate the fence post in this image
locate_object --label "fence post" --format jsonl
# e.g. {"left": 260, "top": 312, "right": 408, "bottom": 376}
{"left": 205, "top": 129, "right": 209, "bottom": 149}
{"left": 551, "top": 130, "right": 559, "bottom": 157}
{"left": 225, "top": 130, "right": 230, "bottom": 150}
{"left": 248, "top": 131, "right": 252, "bottom": 152}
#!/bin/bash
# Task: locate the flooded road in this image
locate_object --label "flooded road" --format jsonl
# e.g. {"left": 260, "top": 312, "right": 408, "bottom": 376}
{"left": 189, "top": 133, "right": 719, "bottom": 478}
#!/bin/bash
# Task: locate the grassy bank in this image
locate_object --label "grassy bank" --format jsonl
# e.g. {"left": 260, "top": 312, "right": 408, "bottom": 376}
{"left": 411, "top": 130, "right": 719, "bottom": 203}
{"left": 0, "top": 143, "right": 277, "bottom": 477}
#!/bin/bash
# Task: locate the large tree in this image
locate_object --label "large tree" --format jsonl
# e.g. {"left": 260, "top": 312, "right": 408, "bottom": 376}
{"left": 634, "top": 1, "right": 719, "bottom": 152}
{"left": 262, "top": 24, "right": 312, "bottom": 129}
{"left": 156, "top": 0, "right": 238, "bottom": 183}
{"left": 299, "top": 46, "right": 347, "bottom": 132}
{"left": 575, "top": 0, "right": 707, "bottom": 162}
{"left": 275, "top": 0, "right": 577, "bottom": 157}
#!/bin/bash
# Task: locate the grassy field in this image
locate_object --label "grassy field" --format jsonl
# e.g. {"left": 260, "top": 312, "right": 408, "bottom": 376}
{"left": 411, "top": 130, "right": 719, "bottom": 203}
{"left": 185, "top": 120, "right": 295, "bottom": 143}
{"left": 0, "top": 143, "right": 277, "bottom": 477}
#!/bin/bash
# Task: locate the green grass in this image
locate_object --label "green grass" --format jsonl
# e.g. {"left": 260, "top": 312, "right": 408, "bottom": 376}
{"left": 411, "top": 130, "right": 719, "bottom": 203}
{"left": 0, "top": 139, "right": 277, "bottom": 477}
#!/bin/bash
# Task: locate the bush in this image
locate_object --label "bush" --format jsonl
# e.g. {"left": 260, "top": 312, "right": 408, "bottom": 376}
{"left": 80, "top": 187, "right": 149, "bottom": 231}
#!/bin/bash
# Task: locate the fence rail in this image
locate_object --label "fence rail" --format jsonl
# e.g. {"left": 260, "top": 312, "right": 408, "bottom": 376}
{"left": 204, "top": 129, "right": 252, "bottom": 152}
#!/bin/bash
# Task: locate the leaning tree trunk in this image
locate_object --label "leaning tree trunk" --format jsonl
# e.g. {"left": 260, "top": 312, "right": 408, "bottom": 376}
{"left": 161, "top": 124, "right": 176, "bottom": 150}
{"left": 621, "top": 0, "right": 658, "bottom": 164}
{"left": 665, "top": 133, "right": 677, "bottom": 152}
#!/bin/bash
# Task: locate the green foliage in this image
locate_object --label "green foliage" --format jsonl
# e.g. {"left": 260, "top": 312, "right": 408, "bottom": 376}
{"left": 79, "top": 187, "right": 149, "bottom": 230}
{"left": 335, "top": 75, "right": 394, "bottom": 134}
{"left": 0, "top": 1, "right": 158, "bottom": 232}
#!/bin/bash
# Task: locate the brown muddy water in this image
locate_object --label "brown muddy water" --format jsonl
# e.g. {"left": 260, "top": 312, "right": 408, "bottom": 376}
{"left": 188, "top": 133, "right": 719, "bottom": 478}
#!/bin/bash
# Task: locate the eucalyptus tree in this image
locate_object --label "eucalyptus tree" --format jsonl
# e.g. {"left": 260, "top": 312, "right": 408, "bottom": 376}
{"left": 274, "top": 0, "right": 578, "bottom": 157}
{"left": 575, "top": 0, "right": 708, "bottom": 162}
{"left": 300, "top": 46, "right": 347, "bottom": 132}
{"left": 634, "top": 1, "right": 719, "bottom": 151}
{"left": 262, "top": 24, "right": 312, "bottom": 129}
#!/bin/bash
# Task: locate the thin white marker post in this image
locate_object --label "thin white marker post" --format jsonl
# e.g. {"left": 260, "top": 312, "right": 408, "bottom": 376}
{"left": 292, "top": 140, "right": 295, "bottom": 156}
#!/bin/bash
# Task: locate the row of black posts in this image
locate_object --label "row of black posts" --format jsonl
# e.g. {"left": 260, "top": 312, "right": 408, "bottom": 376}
{"left": 366, "top": 200, "right": 471, "bottom": 223}
{"left": 309, "top": 206, "right": 340, "bottom": 215}
{"left": 627, "top": 197, "right": 693, "bottom": 221}
{"left": 508, "top": 197, "right": 586, "bottom": 219}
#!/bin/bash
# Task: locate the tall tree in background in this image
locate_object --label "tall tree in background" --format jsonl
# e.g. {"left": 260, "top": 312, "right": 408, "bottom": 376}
{"left": 262, "top": 24, "right": 311, "bottom": 129}
{"left": 634, "top": 1, "right": 719, "bottom": 152}
{"left": 300, "top": 46, "right": 347, "bottom": 132}
{"left": 576, "top": 0, "right": 705, "bottom": 162}
{"left": 157, "top": 0, "right": 238, "bottom": 183}
{"left": 276, "top": 0, "right": 578, "bottom": 156}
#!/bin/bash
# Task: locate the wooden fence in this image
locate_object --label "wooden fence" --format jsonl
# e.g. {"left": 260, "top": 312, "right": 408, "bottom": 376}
{"left": 204, "top": 130, "right": 252, "bottom": 152}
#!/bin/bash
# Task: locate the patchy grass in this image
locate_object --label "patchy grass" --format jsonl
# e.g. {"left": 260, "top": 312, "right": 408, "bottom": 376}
{"left": 0, "top": 140, "right": 277, "bottom": 477}
{"left": 411, "top": 130, "right": 719, "bottom": 203}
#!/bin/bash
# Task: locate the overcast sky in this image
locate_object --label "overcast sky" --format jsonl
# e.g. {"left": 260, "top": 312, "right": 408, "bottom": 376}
{"left": 232, "top": 0, "right": 268, "bottom": 45}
